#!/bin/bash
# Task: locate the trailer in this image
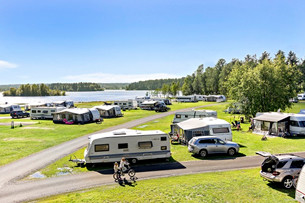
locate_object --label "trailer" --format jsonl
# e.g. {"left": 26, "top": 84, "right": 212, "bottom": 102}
{"left": 113, "top": 99, "right": 138, "bottom": 110}
{"left": 30, "top": 106, "right": 66, "bottom": 120}
{"left": 176, "top": 95, "right": 197, "bottom": 103}
{"left": 82, "top": 129, "right": 171, "bottom": 164}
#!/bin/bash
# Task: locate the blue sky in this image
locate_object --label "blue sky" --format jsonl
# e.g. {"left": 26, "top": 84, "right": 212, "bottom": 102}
{"left": 0, "top": 0, "right": 305, "bottom": 84}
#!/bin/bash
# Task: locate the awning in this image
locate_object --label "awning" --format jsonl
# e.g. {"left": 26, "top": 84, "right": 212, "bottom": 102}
{"left": 254, "top": 113, "right": 290, "bottom": 122}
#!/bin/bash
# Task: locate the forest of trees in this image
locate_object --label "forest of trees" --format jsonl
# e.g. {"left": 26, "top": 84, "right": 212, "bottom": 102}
{"left": 3, "top": 84, "right": 65, "bottom": 96}
{"left": 181, "top": 51, "right": 305, "bottom": 116}
{"left": 126, "top": 78, "right": 184, "bottom": 90}
{"left": 48, "top": 82, "right": 104, "bottom": 91}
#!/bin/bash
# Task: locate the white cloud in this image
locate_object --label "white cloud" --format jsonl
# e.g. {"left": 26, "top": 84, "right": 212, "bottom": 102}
{"left": 0, "top": 60, "right": 18, "bottom": 70}
{"left": 63, "top": 73, "right": 182, "bottom": 83}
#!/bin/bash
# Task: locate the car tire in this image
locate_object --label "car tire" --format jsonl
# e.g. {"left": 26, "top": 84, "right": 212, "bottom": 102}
{"left": 199, "top": 149, "right": 208, "bottom": 158}
{"left": 227, "top": 148, "right": 236, "bottom": 156}
{"left": 282, "top": 177, "right": 294, "bottom": 189}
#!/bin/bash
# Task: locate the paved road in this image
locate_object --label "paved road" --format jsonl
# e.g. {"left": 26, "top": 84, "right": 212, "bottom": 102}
{"left": 0, "top": 155, "right": 266, "bottom": 202}
{"left": 2, "top": 152, "right": 305, "bottom": 203}
{"left": 0, "top": 103, "right": 221, "bottom": 189}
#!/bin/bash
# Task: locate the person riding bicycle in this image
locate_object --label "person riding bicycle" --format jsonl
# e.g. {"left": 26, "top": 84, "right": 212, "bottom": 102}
{"left": 120, "top": 157, "right": 129, "bottom": 175}
{"left": 113, "top": 162, "right": 119, "bottom": 173}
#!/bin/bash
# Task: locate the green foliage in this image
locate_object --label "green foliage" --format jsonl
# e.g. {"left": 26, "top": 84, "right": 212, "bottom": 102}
{"left": 48, "top": 82, "right": 104, "bottom": 91}
{"left": 126, "top": 78, "right": 184, "bottom": 90}
{"left": 2, "top": 83, "right": 65, "bottom": 96}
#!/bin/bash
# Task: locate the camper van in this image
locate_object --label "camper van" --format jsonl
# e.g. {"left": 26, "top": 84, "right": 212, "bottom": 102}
{"left": 84, "top": 129, "right": 171, "bottom": 164}
{"left": 296, "top": 166, "right": 305, "bottom": 203}
{"left": 31, "top": 107, "right": 66, "bottom": 119}
{"left": 290, "top": 114, "right": 305, "bottom": 135}
{"left": 298, "top": 93, "right": 305, "bottom": 100}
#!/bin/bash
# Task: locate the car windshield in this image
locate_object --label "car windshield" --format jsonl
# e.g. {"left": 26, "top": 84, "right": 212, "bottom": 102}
{"left": 299, "top": 121, "right": 305, "bottom": 127}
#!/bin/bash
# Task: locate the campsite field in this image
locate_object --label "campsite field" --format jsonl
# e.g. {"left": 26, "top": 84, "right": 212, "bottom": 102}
{"left": 38, "top": 102, "right": 305, "bottom": 178}
{"left": 0, "top": 101, "right": 210, "bottom": 166}
{"left": 38, "top": 168, "right": 295, "bottom": 203}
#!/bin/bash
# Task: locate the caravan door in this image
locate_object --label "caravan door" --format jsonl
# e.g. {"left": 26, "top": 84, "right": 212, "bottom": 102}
{"left": 296, "top": 166, "right": 305, "bottom": 203}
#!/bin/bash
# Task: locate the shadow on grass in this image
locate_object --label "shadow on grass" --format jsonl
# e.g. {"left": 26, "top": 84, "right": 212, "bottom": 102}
{"left": 191, "top": 152, "right": 247, "bottom": 161}
{"left": 266, "top": 182, "right": 295, "bottom": 198}
{"left": 84, "top": 157, "right": 186, "bottom": 175}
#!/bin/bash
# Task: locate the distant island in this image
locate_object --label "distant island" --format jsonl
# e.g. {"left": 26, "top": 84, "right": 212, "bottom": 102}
{"left": 3, "top": 83, "right": 65, "bottom": 96}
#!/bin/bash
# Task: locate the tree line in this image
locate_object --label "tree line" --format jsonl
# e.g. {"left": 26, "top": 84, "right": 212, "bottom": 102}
{"left": 48, "top": 82, "right": 104, "bottom": 91}
{"left": 126, "top": 78, "right": 184, "bottom": 90}
{"left": 3, "top": 84, "right": 65, "bottom": 96}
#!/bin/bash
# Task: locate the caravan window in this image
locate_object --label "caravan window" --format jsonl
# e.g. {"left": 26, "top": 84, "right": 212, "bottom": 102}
{"left": 161, "top": 137, "right": 167, "bottom": 141}
{"left": 95, "top": 144, "right": 109, "bottom": 152}
{"left": 43, "top": 110, "right": 48, "bottom": 114}
{"left": 38, "top": 110, "right": 41, "bottom": 113}
{"left": 192, "top": 131, "right": 203, "bottom": 137}
{"left": 118, "top": 143, "right": 128, "bottom": 149}
{"left": 213, "top": 128, "right": 230, "bottom": 133}
{"left": 51, "top": 110, "right": 55, "bottom": 113}
{"left": 290, "top": 121, "right": 299, "bottom": 127}
{"left": 138, "top": 141, "right": 153, "bottom": 149}
{"left": 32, "top": 110, "right": 36, "bottom": 113}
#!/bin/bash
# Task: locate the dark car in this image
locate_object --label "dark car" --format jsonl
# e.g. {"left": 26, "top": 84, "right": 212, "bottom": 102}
{"left": 10, "top": 111, "right": 30, "bottom": 118}
{"left": 154, "top": 102, "right": 170, "bottom": 112}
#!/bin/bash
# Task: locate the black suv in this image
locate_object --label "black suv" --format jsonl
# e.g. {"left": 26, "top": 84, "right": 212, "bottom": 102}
{"left": 10, "top": 111, "right": 30, "bottom": 119}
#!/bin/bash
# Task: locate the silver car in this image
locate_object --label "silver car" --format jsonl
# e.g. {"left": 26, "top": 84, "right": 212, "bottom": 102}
{"left": 188, "top": 136, "right": 240, "bottom": 158}
{"left": 257, "top": 151, "right": 305, "bottom": 189}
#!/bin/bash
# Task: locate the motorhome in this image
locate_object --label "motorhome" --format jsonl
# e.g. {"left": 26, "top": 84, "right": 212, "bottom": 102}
{"left": 30, "top": 107, "right": 66, "bottom": 120}
{"left": 298, "top": 93, "right": 305, "bottom": 100}
{"left": 0, "top": 104, "right": 21, "bottom": 114}
{"left": 84, "top": 129, "right": 171, "bottom": 164}
{"left": 296, "top": 166, "right": 305, "bottom": 203}
{"left": 113, "top": 99, "right": 138, "bottom": 110}
{"left": 176, "top": 95, "right": 197, "bottom": 103}
{"left": 93, "top": 105, "right": 123, "bottom": 118}
{"left": 194, "top": 95, "right": 207, "bottom": 101}
{"left": 53, "top": 108, "right": 101, "bottom": 124}
{"left": 253, "top": 112, "right": 305, "bottom": 136}
{"left": 174, "top": 117, "right": 232, "bottom": 144}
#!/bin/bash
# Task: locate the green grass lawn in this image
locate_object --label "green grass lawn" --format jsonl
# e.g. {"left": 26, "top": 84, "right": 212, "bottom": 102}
{"left": 0, "top": 101, "right": 211, "bottom": 166}
{"left": 38, "top": 168, "right": 296, "bottom": 203}
{"left": 38, "top": 101, "right": 305, "bottom": 178}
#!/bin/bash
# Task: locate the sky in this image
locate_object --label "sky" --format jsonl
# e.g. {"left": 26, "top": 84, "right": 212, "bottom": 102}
{"left": 0, "top": 0, "right": 305, "bottom": 84}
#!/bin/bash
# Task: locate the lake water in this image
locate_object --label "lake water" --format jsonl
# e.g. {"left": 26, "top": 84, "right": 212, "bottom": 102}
{"left": 0, "top": 90, "right": 150, "bottom": 104}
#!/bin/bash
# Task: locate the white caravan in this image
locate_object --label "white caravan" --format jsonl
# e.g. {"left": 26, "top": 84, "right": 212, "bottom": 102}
{"left": 296, "top": 166, "right": 305, "bottom": 203}
{"left": 30, "top": 107, "right": 66, "bottom": 119}
{"left": 176, "top": 95, "right": 197, "bottom": 102}
{"left": 84, "top": 129, "right": 171, "bottom": 164}
{"left": 298, "top": 93, "right": 305, "bottom": 100}
{"left": 113, "top": 99, "right": 138, "bottom": 110}
{"left": 290, "top": 114, "right": 305, "bottom": 135}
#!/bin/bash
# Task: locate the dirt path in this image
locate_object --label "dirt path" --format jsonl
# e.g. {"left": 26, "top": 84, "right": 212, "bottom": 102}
{"left": 0, "top": 103, "right": 223, "bottom": 190}
{"left": 0, "top": 122, "right": 37, "bottom": 126}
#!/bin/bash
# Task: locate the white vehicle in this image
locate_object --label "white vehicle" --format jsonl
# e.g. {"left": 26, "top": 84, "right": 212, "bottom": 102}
{"left": 84, "top": 129, "right": 171, "bottom": 164}
{"left": 176, "top": 95, "right": 197, "bottom": 103}
{"left": 30, "top": 107, "right": 66, "bottom": 119}
{"left": 175, "top": 117, "right": 232, "bottom": 143}
{"left": 113, "top": 99, "right": 137, "bottom": 110}
{"left": 135, "top": 96, "right": 151, "bottom": 107}
{"left": 0, "top": 104, "right": 21, "bottom": 113}
{"left": 290, "top": 114, "right": 305, "bottom": 135}
{"left": 298, "top": 94, "right": 305, "bottom": 100}
{"left": 296, "top": 166, "right": 305, "bottom": 203}
{"left": 173, "top": 110, "right": 217, "bottom": 124}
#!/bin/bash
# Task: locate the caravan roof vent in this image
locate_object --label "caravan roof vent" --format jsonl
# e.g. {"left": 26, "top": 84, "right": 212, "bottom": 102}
{"left": 113, "top": 131, "right": 126, "bottom": 135}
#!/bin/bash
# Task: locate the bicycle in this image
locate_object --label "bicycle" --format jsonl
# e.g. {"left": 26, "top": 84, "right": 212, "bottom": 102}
{"left": 113, "top": 165, "right": 136, "bottom": 182}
